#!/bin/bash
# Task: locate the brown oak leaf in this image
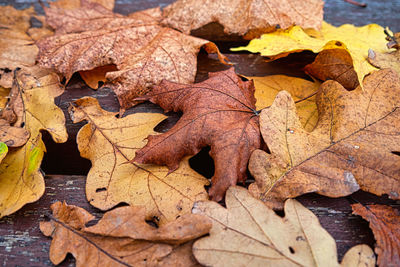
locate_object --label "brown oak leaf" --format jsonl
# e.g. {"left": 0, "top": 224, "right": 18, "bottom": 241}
{"left": 162, "top": 0, "right": 323, "bottom": 39}
{"left": 352, "top": 204, "right": 400, "bottom": 267}
{"left": 249, "top": 69, "right": 400, "bottom": 209}
{"left": 37, "top": 1, "right": 227, "bottom": 110}
{"left": 304, "top": 41, "right": 359, "bottom": 90}
{"left": 134, "top": 68, "right": 260, "bottom": 201}
{"left": 41, "top": 201, "right": 210, "bottom": 266}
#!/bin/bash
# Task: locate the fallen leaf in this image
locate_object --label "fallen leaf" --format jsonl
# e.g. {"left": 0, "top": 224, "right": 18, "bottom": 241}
{"left": 50, "top": 0, "right": 115, "bottom": 10}
{"left": 134, "top": 68, "right": 261, "bottom": 201}
{"left": 251, "top": 75, "right": 320, "bottom": 131}
{"left": 0, "top": 118, "right": 30, "bottom": 147}
{"left": 192, "top": 186, "right": 375, "bottom": 267}
{"left": 37, "top": 1, "right": 227, "bottom": 110}
{"left": 368, "top": 32, "right": 400, "bottom": 77}
{"left": 0, "top": 6, "right": 38, "bottom": 88}
{"left": 352, "top": 203, "right": 400, "bottom": 267}
{"left": 233, "top": 22, "right": 389, "bottom": 88}
{"left": 79, "top": 65, "right": 118, "bottom": 90}
{"left": 249, "top": 69, "right": 400, "bottom": 209}
{"left": 69, "top": 97, "right": 209, "bottom": 224}
{"left": 0, "top": 142, "right": 7, "bottom": 163}
{"left": 304, "top": 41, "right": 359, "bottom": 90}
{"left": 41, "top": 201, "right": 210, "bottom": 266}
{"left": 162, "top": 0, "right": 323, "bottom": 38}
{"left": 0, "top": 68, "right": 67, "bottom": 218}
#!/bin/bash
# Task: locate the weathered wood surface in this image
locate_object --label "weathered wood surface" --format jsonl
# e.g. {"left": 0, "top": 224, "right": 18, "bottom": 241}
{"left": 1, "top": 0, "right": 400, "bottom": 266}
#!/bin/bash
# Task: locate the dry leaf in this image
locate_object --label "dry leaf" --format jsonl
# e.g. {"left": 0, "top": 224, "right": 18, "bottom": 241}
{"left": 69, "top": 97, "right": 208, "bottom": 224}
{"left": 251, "top": 75, "right": 320, "bottom": 131}
{"left": 0, "top": 142, "right": 7, "bottom": 163}
{"left": 352, "top": 203, "right": 400, "bottom": 267}
{"left": 249, "top": 69, "right": 400, "bottom": 209}
{"left": 37, "top": 1, "right": 227, "bottom": 110}
{"left": 79, "top": 65, "right": 118, "bottom": 89}
{"left": 192, "top": 186, "right": 375, "bottom": 267}
{"left": 304, "top": 41, "right": 359, "bottom": 90}
{"left": 0, "top": 68, "right": 67, "bottom": 218}
{"left": 0, "top": 118, "right": 30, "bottom": 147}
{"left": 50, "top": 0, "right": 115, "bottom": 10}
{"left": 41, "top": 201, "right": 209, "bottom": 266}
{"left": 0, "top": 6, "right": 38, "bottom": 88}
{"left": 134, "top": 68, "right": 260, "bottom": 201}
{"left": 368, "top": 32, "right": 400, "bottom": 77}
{"left": 233, "top": 22, "right": 389, "bottom": 88}
{"left": 162, "top": 0, "right": 323, "bottom": 38}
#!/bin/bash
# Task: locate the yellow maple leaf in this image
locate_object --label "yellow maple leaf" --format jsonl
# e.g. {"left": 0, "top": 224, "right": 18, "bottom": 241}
{"left": 233, "top": 22, "right": 390, "bottom": 87}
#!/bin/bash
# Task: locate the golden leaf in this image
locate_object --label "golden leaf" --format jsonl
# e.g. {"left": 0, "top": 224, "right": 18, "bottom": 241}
{"left": 251, "top": 75, "right": 320, "bottom": 131}
{"left": 233, "top": 22, "right": 389, "bottom": 88}
{"left": 69, "top": 97, "right": 209, "bottom": 225}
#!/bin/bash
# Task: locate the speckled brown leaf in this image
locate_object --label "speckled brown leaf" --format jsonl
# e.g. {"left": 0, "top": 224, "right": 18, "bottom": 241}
{"left": 249, "top": 69, "right": 400, "bottom": 209}
{"left": 0, "top": 6, "right": 38, "bottom": 88}
{"left": 0, "top": 68, "right": 67, "bottom": 218}
{"left": 352, "top": 204, "right": 400, "bottom": 267}
{"left": 134, "top": 68, "right": 260, "bottom": 201}
{"left": 70, "top": 97, "right": 209, "bottom": 225}
{"left": 41, "top": 201, "right": 209, "bottom": 267}
{"left": 368, "top": 32, "right": 400, "bottom": 77}
{"left": 162, "top": 0, "right": 323, "bottom": 39}
{"left": 304, "top": 41, "right": 359, "bottom": 90}
{"left": 37, "top": 1, "right": 227, "bottom": 110}
{"left": 192, "top": 186, "right": 375, "bottom": 267}
{"left": 50, "top": 0, "right": 115, "bottom": 10}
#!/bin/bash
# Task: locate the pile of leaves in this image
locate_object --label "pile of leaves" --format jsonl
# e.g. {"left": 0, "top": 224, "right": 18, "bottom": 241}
{"left": 0, "top": 0, "right": 399, "bottom": 266}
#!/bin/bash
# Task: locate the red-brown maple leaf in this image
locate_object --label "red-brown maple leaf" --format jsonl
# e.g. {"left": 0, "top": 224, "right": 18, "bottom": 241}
{"left": 134, "top": 68, "right": 260, "bottom": 201}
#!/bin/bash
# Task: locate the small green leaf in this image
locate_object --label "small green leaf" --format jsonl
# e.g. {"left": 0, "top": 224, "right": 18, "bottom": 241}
{"left": 0, "top": 142, "right": 8, "bottom": 162}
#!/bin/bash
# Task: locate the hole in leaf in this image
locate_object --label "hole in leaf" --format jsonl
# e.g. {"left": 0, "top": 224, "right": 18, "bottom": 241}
{"left": 335, "top": 41, "right": 342, "bottom": 46}
{"left": 189, "top": 146, "right": 215, "bottom": 179}
{"left": 289, "top": 246, "right": 295, "bottom": 254}
{"left": 20, "top": 122, "right": 25, "bottom": 128}
{"left": 115, "top": 114, "right": 120, "bottom": 118}
{"left": 146, "top": 217, "right": 159, "bottom": 228}
{"left": 95, "top": 187, "right": 107, "bottom": 193}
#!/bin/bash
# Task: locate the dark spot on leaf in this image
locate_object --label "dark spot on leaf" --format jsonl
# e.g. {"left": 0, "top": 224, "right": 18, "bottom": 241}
{"left": 335, "top": 41, "right": 342, "bottom": 46}
{"left": 95, "top": 187, "right": 107, "bottom": 193}
{"left": 289, "top": 247, "right": 295, "bottom": 254}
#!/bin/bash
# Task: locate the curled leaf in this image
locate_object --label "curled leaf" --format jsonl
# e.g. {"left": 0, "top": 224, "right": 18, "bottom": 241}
{"left": 41, "top": 201, "right": 210, "bottom": 266}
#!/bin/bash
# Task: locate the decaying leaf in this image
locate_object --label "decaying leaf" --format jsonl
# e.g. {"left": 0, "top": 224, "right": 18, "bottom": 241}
{"left": 50, "top": 0, "right": 115, "bottom": 10}
{"left": 0, "top": 118, "right": 30, "bottom": 147}
{"left": 134, "top": 68, "right": 260, "bottom": 201}
{"left": 0, "top": 6, "right": 38, "bottom": 88}
{"left": 192, "top": 186, "right": 375, "bottom": 267}
{"left": 41, "top": 201, "right": 210, "bottom": 266}
{"left": 69, "top": 97, "right": 209, "bottom": 224}
{"left": 37, "top": 1, "right": 227, "bottom": 110}
{"left": 249, "top": 69, "right": 400, "bottom": 209}
{"left": 233, "top": 22, "right": 389, "bottom": 88}
{"left": 0, "top": 68, "right": 67, "bottom": 218}
{"left": 352, "top": 203, "right": 400, "bottom": 267}
{"left": 251, "top": 75, "right": 320, "bottom": 131}
{"left": 304, "top": 41, "right": 359, "bottom": 90}
{"left": 162, "top": 0, "right": 323, "bottom": 38}
{"left": 368, "top": 32, "right": 400, "bottom": 77}
{"left": 0, "top": 142, "right": 7, "bottom": 163}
